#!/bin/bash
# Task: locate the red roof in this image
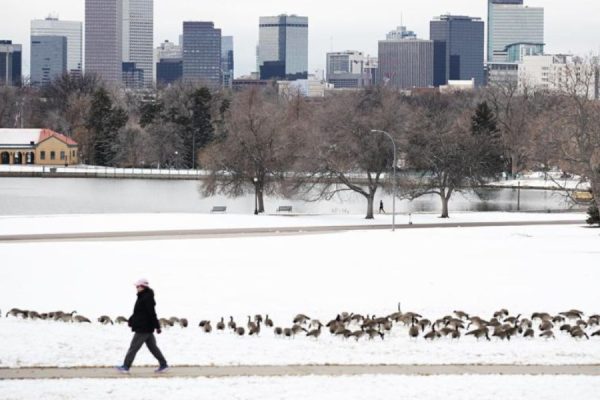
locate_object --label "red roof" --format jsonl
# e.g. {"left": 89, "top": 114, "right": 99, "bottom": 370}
{"left": 38, "top": 129, "right": 78, "bottom": 146}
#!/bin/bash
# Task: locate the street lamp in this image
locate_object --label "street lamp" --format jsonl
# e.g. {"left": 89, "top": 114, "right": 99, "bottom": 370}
{"left": 253, "top": 177, "right": 259, "bottom": 215}
{"left": 370, "top": 129, "right": 397, "bottom": 232}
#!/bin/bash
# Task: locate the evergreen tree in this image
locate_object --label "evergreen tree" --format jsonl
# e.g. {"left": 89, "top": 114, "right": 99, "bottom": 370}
{"left": 86, "top": 88, "right": 128, "bottom": 166}
{"left": 188, "top": 87, "right": 214, "bottom": 168}
{"left": 471, "top": 101, "right": 505, "bottom": 177}
{"left": 587, "top": 201, "right": 599, "bottom": 226}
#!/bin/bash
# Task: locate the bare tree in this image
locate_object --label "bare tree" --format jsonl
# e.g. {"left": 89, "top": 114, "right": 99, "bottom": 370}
{"left": 403, "top": 94, "right": 504, "bottom": 218}
{"left": 296, "top": 88, "right": 406, "bottom": 219}
{"left": 199, "top": 87, "right": 296, "bottom": 212}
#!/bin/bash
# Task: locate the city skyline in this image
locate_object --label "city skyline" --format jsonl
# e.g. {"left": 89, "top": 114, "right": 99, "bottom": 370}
{"left": 1, "top": 0, "right": 598, "bottom": 78}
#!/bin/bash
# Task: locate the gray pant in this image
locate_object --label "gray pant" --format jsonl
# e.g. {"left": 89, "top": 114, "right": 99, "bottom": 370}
{"left": 123, "top": 333, "right": 167, "bottom": 368}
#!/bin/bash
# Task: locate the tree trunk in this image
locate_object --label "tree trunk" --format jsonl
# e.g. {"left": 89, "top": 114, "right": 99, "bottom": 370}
{"left": 365, "top": 194, "right": 375, "bottom": 220}
{"left": 590, "top": 168, "right": 600, "bottom": 213}
{"left": 440, "top": 194, "right": 450, "bottom": 219}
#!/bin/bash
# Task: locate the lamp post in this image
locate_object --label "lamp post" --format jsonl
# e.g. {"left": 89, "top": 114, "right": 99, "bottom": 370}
{"left": 253, "top": 177, "right": 259, "bottom": 215}
{"left": 370, "top": 129, "right": 397, "bottom": 231}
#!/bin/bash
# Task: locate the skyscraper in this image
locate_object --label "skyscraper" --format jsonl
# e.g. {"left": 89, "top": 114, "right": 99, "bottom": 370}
{"left": 85, "top": 0, "right": 123, "bottom": 83}
{"left": 221, "top": 36, "right": 234, "bottom": 88}
{"left": 487, "top": 0, "right": 544, "bottom": 63}
{"left": 0, "top": 40, "right": 22, "bottom": 86}
{"left": 156, "top": 40, "right": 182, "bottom": 85}
{"left": 30, "top": 36, "right": 67, "bottom": 86}
{"left": 430, "top": 15, "right": 484, "bottom": 87}
{"left": 257, "top": 15, "right": 308, "bottom": 80}
{"left": 378, "top": 35, "right": 434, "bottom": 90}
{"left": 122, "top": 0, "right": 153, "bottom": 87}
{"left": 31, "top": 17, "right": 82, "bottom": 74}
{"left": 182, "top": 21, "right": 222, "bottom": 87}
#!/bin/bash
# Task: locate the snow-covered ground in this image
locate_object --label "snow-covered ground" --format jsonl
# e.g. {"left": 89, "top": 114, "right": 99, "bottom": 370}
{"left": 1, "top": 223, "right": 599, "bottom": 368}
{"left": 0, "top": 211, "right": 586, "bottom": 235}
{"left": 1, "top": 375, "right": 599, "bottom": 400}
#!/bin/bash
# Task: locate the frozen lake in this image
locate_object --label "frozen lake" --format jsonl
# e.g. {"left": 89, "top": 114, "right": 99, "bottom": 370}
{"left": 0, "top": 177, "right": 577, "bottom": 216}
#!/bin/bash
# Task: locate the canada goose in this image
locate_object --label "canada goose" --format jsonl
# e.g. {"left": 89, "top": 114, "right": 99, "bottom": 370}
{"left": 291, "top": 324, "right": 307, "bottom": 335}
{"left": 559, "top": 311, "right": 583, "bottom": 320}
{"left": 334, "top": 328, "right": 351, "bottom": 338}
{"left": 539, "top": 321, "right": 554, "bottom": 331}
{"left": 467, "top": 316, "right": 488, "bottom": 329}
{"left": 247, "top": 316, "right": 258, "bottom": 332}
{"left": 249, "top": 320, "right": 261, "bottom": 336}
{"left": 539, "top": 330, "right": 555, "bottom": 339}
{"left": 168, "top": 317, "right": 180, "bottom": 325}
{"left": 265, "top": 315, "right": 274, "bottom": 328}
{"left": 179, "top": 318, "right": 188, "bottom": 328}
{"left": 570, "top": 327, "right": 589, "bottom": 340}
{"left": 283, "top": 328, "right": 293, "bottom": 337}
{"left": 216, "top": 317, "right": 225, "bottom": 331}
{"left": 576, "top": 320, "right": 588, "bottom": 329}
{"left": 293, "top": 314, "right": 311, "bottom": 325}
{"left": 366, "top": 329, "right": 384, "bottom": 340}
{"left": 274, "top": 327, "right": 283, "bottom": 336}
{"left": 73, "top": 315, "right": 91, "bottom": 323}
{"left": 39, "top": 313, "right": 49, "bottom": 320}
{"left": 236, "top": 327, "right": 245, "bottom": 336}
{"left": 198, "top": 320, "right": 210, "bottom": 328}
{"left": 408, "top": 318, "right": 420, "bottom": 339}
{"left": 531, "top": 312, "right": 552, "bottom": 321}
{"left": 59, "top": 315, "right": 73, "bottom": 323}
{"left": 6, "top": 308, "right": 27, "bottom": 318}
{"left": 27, "top": 311, "right": 41, "bottom": 320}
{"left": 424, "top": 326, "right": 440, "bottom": 341}
{"left": 552, "top": 315, "right": 565, "bottom": 324}
{"left": 351, "top": 330, "right": 366, "bottom": 341}
{"left": 466, "top": 328, "right": 490, "bottom": 341}
{"left": 451, "top": 329, "right": 461, "bottom": 340}
{"left": 254, "top": 314, "right": 263, "bottom": 323}
{"left": 228, "top": 316, "right": 236, "bottom": 330}
{"left": 203, "top": 321, "right": 212, "bottom": 333}
{"left": 492, "top": 328, "right": 511, "bottom": 341}
{"left": 523, "top": 328, "right": 535, "bottom": 338}
{"left": 454, "top": 310, "right": 469, "bottom": 320}
{"left": 493, "top": 309, "right": 509, "bottom": 319}
{"left": 418, "top": 319, "right": 431, "bottom": 332}
{"left": 306, "top": 324, "right": 322, "bottom": 339}
{"left": 588, "top": 316, "right": 600, "bottom": 326}
{"left": 559, "top": 324, "right": 572, "bottom": 333}
{"left": 97, "top": 316, "right": 114, "bottom": 325}
{"left": 503, "top": 314, "right": 521, "bottom": 325}
{"left": 115, "top": 316, "right": 128, "bottom": 324}
{"left": 519, "top": 319, "right": 532, "bottom": 329}
{"left": 160, "top": 318, "right": 174, "bottom": 328}
{"left": 591, "top": 329, "right": 600, "bottom": 337}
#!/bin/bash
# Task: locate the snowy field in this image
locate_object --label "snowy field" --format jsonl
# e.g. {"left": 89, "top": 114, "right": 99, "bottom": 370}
{"left": 0, "top": 211, "right": 586, "bottom": 235}
{"left": 2, "top": 375, "right": 600, "bottom": 400}
{"left": 1, "top": 221, "right": 599, "bottom": 368}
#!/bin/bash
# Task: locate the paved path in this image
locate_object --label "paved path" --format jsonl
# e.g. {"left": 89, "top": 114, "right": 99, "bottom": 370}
{"left": 0, "top": 220, "right": 583, "bottom": 243}
{"left": 1, "top": 364, "right": 599, "bottom": 380}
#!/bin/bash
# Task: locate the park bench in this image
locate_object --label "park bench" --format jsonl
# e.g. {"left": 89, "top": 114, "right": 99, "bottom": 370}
{"left": 277, "top": 205, "right": 293, "bottom": 213}
{"left": 210, "top": 206, "right": 227, "bottom": 213}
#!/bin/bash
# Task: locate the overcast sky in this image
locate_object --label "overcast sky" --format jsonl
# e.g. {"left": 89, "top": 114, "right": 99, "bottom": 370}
{"left": 2, "top": 0, "right": 599, "bottom": 77}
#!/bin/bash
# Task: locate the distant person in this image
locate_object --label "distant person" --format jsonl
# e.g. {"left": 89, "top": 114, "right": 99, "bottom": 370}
{"left": 116, "top": 278, "right": 169, "bottom": 374}
{"left": 379, "top": 200, "right": 386, "bottom": 214}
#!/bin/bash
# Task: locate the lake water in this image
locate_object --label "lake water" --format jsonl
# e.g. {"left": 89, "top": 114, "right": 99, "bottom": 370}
{"left": 0, "top": 177, "right": 577, "bottom": 216}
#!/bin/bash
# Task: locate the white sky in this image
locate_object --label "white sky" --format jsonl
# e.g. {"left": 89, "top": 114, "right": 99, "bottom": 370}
{"left": 2, "top": 0, "right": 599, "bottom": 78}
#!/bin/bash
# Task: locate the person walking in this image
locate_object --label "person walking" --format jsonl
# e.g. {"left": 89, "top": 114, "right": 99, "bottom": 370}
{"left": 116, "top": 278, "right": 169, "bottom": 373}
{"left": 379, "top": 200, "right": 386, "bottom": 214}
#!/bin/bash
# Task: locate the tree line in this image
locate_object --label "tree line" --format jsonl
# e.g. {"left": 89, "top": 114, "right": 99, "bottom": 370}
{"left": 0, "top": 59, "right": 598, "bottom": 219}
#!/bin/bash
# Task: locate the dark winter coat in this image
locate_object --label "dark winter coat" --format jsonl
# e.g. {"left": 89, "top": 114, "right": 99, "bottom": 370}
{"left": 128, "top": 288, "right": 160, "bottom": 333}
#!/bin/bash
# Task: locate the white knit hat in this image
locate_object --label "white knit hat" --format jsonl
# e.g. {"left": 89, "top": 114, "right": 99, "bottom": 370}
{"left": 134, "top": 278, "right": 149, "bottom": 287}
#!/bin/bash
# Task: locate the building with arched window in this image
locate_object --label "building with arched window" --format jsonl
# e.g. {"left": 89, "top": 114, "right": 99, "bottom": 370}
{"left": 0, "top": 129, "right": 78, "bottom": 166}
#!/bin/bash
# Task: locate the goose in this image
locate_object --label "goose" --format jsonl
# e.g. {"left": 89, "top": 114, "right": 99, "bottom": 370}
{"left": 570, "top": 328, "right": 589, "bottom": 340}
{"left": 73, "top": 315, "right": 91, "bottom": 323}
{"left": 531, "top": 312, "right": 552, "bottom": 321}
{"left": 27, "top": 311, "right": 41, "bottom": 320}
{"left": 493, "top": 309, "right": 509, "bottom": 319}
{"left": 274, "top": 327, "right": 283, "bottom": 336}
{"left": 559, "top": 310, "right": 583, "bottom": 320}
{"left": 249, "top": 320, "right": 261, "bottom": 336}
{"left": 539, "top": 321, "right": 554, "bottom": 331}
{"left": 254, "top": 314, "right": 263, "bottom": 323}
{"left": 115, "top": 316, "right": 128, "bottom": 324}
{"left": 467, "top": 316, "right": 488, "bottom": 329}
{"left": 439, "top": 327, "right": 455, "bottom": 337}
{"left": 492, "top": 328, "right": 511, "bottom": 341}
{"left": 450, "top": 329, "right": 461, "bottom": 340}
{"left": 306, "top": 324, "right": 322, "bottom": 339}
{"left": 591, "top": 329, "right": 600, "bottom": 337}
{"left": 519, "top": 319, "right": 533, "bottom": 329}
{"left": 466, "top": 328, "right": 490, "bottom": 341}
{"left": 523, "top": 328, "right": 535, "bottom": 338}
{"left": 366, "top": 329, "right": 384, "bottom": 340}
{"left": 160, "top": 318, "right": 174, "bottom": 328}
{"left": 293, "top": 314, "right": 311, "bottom": 325}
{"left": 454, "top": 310, "right": 469, "bottom": 320}
{"left": 418, "top": 319, "right": 431, "bottom": 332}
{"left": 179, "top": 318, "right": 188, "bottom": 328}
{"left": 539, "top": 330, "right": 555, "bottom": 339}
{"left": 351, "top": 330, "right": 366, "bottom": 341}
{"left": 216, "top": 317, "right": 225, "bottom": 331}
{"left": 203, "top": 321, "right": 212, "bottom": 333}
{"left": 39, "top": 313, "right": 49, "bottom": 320}
{"left": 283, "top": 328, "right": 293, "bottom": 338}
{"left": 97, "top": 316, "right": 114, "bottom": 325}
{"left": 334, "top": 328, "right": 351, "bottom": 338}
{"left": 198, "top": 320, "right": 210, "bottom": 328}
{"left": 236, "top": 327, "right": 245, "bottom": 336}
{"left": 587, "top": 316, "right": 600, "bottom": 326}
{"left": 247, "top": 316, "right": 258, "bottom": 332}
{"left": 503, "top": 314, "right": 521, "bottom": 325}
{"left": 560, "top": 324, "right": 572, "bottom": 333}
{"left": 291, "top": 324, "right": 307, "bottom": 335}
{"left": 227, "top": 316, "right": 236, "bottom": 330}
{"left": 424, "top": 326, "right": 440, "bottom": 341}
{"left": 576, "top": 320, "right": 588, "bottom": 329}
{"left": 265, "top": 315, "right": 274, "bottom": 328}
{"left": 552, "top": 315, "right": 565, "bottom": 324}
{"left": 168, "top": 317, "right": 180, "bottom": 325}
{"left": 408, "top": 318, "right": 420, "bottom": 339}
{"left": 6, "top": 308, "right": 27, "bottom": 318}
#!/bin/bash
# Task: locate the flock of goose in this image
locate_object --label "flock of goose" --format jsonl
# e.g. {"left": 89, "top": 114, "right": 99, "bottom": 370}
{"left": 5, "top": 304, "right": 600, "bottom": 341}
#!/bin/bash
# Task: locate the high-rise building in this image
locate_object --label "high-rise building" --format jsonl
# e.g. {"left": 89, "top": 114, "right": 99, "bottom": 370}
{"left": 326, "top": 51, "right": 376, "bottom": 88}
{"left": 31, "top": 17, "right": 82, "bottom": 73}
{"left": 85, "top": 0, "right": 123, "bottom": 83}
{"left": 386, "top": 26, "right": 417, "bottom": 40}
{"left": 30, "top": 36, "right": 67, "bottom": 87}
{"left": 182, "top": 21, "right": 222, "bottom": 87}
{"left": 487, "top": 0, "right": 544, "bottom": 63}
{"left": 155, "top": 40, "right": 182, "bottom": 85}
{"left": 122, "top": 0, "right": 153, "bottom": 87}
{"left": 378, "top": 32, "right": 434, "bottom": 90}
{"left": 430, "top": 15, "right": 484, "bottom": 87}
{"left": 0, "top": 40, "right": 22, "bottom": 86}
{"left": 257, "top": 15, "right": 308, "bottom": 80}
{"left": 221, "top": 36, "right": 234, "bottom": 88}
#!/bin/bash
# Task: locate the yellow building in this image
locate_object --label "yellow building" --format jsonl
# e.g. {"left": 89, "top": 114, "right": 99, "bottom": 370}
{"left": 0, "top": 129, "right": 79, "bottom": 166}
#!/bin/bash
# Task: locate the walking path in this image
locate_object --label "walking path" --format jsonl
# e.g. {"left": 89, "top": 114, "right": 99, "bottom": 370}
{"left": 0, "top": 220, "right": 583, "bottom": 242}
{"left": 1, "top": 364, "right": 599, "bottom": 380}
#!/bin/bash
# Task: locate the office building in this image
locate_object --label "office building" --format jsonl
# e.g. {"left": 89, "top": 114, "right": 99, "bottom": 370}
{"left": 31, "top": 17, "right": 82, "bottom": 74}
{"left": 378, "top": 32, "right": 434, "bottom": 90}
{"left": 487, "top": 0, "right": 544, "bottom": 63}
{"left": 386, "top": 26, "right": 417, "bottom": 40}
{"left": 156, "top": 40, "right": 182, "bottom": 60}
{"left": 222, "top": 36, "right": 234, "bottom": 88}
{"left": 0, "top": 41, "right": 22, "bottom": 86}
{"left": 326, "top": 51, "right": 376, "bottom": 88}
{"left": 122, "top": 0, "right": 153, "bottom": 87}
{"left": 31, "top": 36, "right": 67, "bottom": 87}
{"left": 156, "top": 59, "right": 182, "bottom": 85}
{"left": 257, "top": 15, "right": 308, "bottom": 80}
{"left": 122, "top": 62, "right": 144, "bottom": 89}
{"left": 182, "top": 21, "right": 222, "bottom": 87}
{"left": 430, "top": 15, "right": 484, "bottom": 87}
{"left": 85, "top": 0, "right": 123, "bottom": 83}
